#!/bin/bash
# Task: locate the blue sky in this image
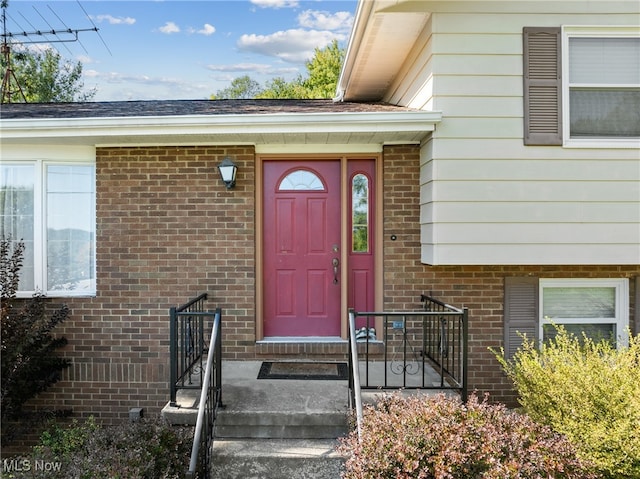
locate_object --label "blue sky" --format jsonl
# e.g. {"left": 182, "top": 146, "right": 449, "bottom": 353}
{"left": 6, "top": 0, "right": 356, "bottom": 101}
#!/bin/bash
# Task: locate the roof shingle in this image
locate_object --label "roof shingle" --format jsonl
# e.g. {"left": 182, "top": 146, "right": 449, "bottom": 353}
{"left": 0, "top": 99, "right": 414, "bottom": 120}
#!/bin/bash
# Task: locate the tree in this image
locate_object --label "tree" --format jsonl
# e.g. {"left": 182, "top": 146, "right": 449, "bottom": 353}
{"left": 212, "top": 40, "right": 345, "bottom": 100}
{"left": 300, "top": 39, "right": 345, "bottom": 99}
{"left": 211, "top": 75, "right": 263, "bottom": 100}
{"left": 1, "top": 236, "right": 71, "bottom": 420}
{"left": 1, "top": 47, "right": 95, "bottom": 103}
{"left": 259, "top": 39, "right": 344, "bottom": 99}
{"left": 255, "top": 76, "right": 304, "bottom": 99}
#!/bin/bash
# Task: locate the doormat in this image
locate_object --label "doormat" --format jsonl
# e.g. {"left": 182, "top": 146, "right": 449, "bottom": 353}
{"left": 257, "top": 362, "right": 348, "bottom": 380}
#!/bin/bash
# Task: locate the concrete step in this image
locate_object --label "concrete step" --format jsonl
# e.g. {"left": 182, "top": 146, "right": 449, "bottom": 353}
{"left": 161, "top": 388, "right": 201, "bottom": 425}
{"left": 215, "top": 409, "right": 348, "bottom": 439}
{"left": 210, "top": 438, "right": 345, "bottom": 479}
{"left": 215, "top": 362, "right": 350, "bottom": 439}
{"left": 163, "top": 362, "right": 353, "bottom": 478}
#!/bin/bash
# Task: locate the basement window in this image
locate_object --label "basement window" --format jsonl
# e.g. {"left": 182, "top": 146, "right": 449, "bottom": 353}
{"left": 540, "top": 278, "right": 629, "bottom": 347}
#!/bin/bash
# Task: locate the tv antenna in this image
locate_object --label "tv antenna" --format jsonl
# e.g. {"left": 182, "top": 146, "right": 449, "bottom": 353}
{"left": 1, "top": 0, "right": 104, "bottom": 103}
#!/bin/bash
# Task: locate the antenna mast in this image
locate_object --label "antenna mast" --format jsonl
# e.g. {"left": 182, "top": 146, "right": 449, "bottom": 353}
{"left": 1, "top": 0, "right": 26, "bottom": 103}
{"left": 1, "top": 0, "right": 99, "bottom": 103}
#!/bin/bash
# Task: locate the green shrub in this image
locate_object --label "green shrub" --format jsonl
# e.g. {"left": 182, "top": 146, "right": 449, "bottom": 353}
{"left": 35, "top": 417, "right": 99, "bottom": 460}
{"left": 1, "top": 237, "right": 71, "bottom": 421}
{"left": 6, "top": 416, "right": 192, "bottom": 479}
{"left": 338, "top": 392, "right": 594, "bottom": 479}
{"left": 494, "top": 327, "right": 640, "bottom": 478}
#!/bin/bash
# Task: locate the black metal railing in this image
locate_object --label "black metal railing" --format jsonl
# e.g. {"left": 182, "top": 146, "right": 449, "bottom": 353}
{"left": 169, "top": 293, "right": 210, "bottom": 406}
{"left": 185, "top": 308, "right": 222, "bottom": 479}
{"left": 347, "top": 295, "right": 468, "bottom": 409}
{"left": 420, "top": 294, "right": 468, "bottom": 399}
{"left": 347, "top": 311, "right": 364, "bottom": 441}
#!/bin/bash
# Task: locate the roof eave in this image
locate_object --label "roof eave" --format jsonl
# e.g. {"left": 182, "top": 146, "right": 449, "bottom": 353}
{"left": 0, "top": 110, "right": 442, "bottom": 146}
{"left": 336, "top": 0, "right": 430, "bottom": 103}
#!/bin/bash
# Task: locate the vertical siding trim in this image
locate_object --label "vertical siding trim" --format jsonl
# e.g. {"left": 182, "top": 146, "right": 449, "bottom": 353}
{"left": 504, "top": 276, "right": 539, "bottom": 359}
{"left": 523, "top": 27, "right": 562, "bottom": 145}
{"left": 635, "top": 276, "right": 640, "bottom": 336}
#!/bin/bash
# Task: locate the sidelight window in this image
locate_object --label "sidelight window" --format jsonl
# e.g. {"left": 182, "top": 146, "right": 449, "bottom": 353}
{"left": 351, "top": 173, "right": 369, "bottom": 253}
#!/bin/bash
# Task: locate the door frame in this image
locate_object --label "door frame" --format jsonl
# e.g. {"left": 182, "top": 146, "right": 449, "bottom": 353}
{"left": 255, "top": 153, "right": 383, "bottom": 341}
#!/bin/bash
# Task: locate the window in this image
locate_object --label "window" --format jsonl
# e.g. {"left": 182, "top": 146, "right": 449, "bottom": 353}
{"left": 504, "top": 277, "right": 629, "bottom": 359}
{"left": 0, "top": 161, "right": 96, "bottom": 297}
{"left": 351, "top": 173, "right": 370, "bottom": 253}
{"left": 564, "top": 28, "right": 640, "bottom": 145}
{"left": 540, "top": 279, "right": 629, "bottom": 347}
{"left": 278, "top": 169, "right": 325, "bottom": 191}
{"left": 523, "top": 26, "right": 640, "bottom": 147}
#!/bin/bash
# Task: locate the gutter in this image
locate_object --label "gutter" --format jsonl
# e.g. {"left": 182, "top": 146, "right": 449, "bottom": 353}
{"left": 0, "top": 110, "right": 443, "bottom": 144}
{"left": 334, "top": 0, "right": 375, "bottom": 102}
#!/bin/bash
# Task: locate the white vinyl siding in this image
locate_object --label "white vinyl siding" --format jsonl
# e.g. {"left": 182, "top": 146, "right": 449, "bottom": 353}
{"left": 392, "top": 7, "right": 640, "bottom": 266}
{"left": 386, "top": 15, "right": 435, "bottom": 109}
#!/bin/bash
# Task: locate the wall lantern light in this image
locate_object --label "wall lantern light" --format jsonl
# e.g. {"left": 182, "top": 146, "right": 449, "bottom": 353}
{"left": 218, "top": 157, "right": 238, "bottom": 189}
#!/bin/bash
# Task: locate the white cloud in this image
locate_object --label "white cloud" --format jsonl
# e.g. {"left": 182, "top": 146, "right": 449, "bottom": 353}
{"left": 297, "top": 10, "right": 353, "bottom": 32}
{"left": 206, "top": 63, "right": 299, "bottom": 75}
{"left": 92, "top": 14, "right": 136, "bottom": 26}
{"left": 76, "top": 55, "right": 95, "bottom": 64}
{"left": 13, "top": 43, "right": 53, "bottom": 55}
{"left": 238, "top": 29, "right": 346, "bottom": 63}
{"left": 159, "top": 22, "right": 180, "bottom": 34}
{"left": 197, "top": 24, "right": 216, "bottom": 36}
{"left": 250, "top": 0, "right": 299, "bottom": 8}
{"left": 84, "top": 70, "right": 210, "bottom": 101}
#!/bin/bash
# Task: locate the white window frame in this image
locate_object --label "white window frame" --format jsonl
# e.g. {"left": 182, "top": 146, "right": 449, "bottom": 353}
{"left": 562, "top": 26, "right": 640, "bottom": 149}
{"left": 2, "top": 147, "right": 96, "bottom": 298}
{"left": 539, "top": 278, "right": 629, "bottom": 348}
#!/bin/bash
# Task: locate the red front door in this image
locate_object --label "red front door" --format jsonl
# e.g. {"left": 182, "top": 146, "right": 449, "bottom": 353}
{"left": 263, "top": 161, "right": 341, "bottom": 337}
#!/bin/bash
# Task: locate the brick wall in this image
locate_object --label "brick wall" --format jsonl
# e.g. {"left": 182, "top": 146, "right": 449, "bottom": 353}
{"left": 23, "top": 146, "right": 256, "bottom": 426}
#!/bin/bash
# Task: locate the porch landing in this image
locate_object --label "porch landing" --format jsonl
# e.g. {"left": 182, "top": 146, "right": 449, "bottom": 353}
{"left": 162, "top": 360, "right": 350, "bottom": 427}
{"left": 162, "top": 359, "right": 449, "bottom": 425}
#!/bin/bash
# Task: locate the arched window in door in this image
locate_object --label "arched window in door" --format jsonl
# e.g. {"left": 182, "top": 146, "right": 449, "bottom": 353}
{"left": 278, "top": 169, "right": 325, "bottom": 191}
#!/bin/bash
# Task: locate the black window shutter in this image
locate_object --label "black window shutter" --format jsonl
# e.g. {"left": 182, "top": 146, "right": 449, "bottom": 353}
{"left": 504, "top": 276, "right": 539, "bottom": 359}
{"left": 523, "top": 27, "right": 562, "bottom": 145}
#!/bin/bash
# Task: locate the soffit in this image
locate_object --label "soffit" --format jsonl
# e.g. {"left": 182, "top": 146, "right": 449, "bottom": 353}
{"left": 339, "top": 0, "right": 430, "bottom": 102}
